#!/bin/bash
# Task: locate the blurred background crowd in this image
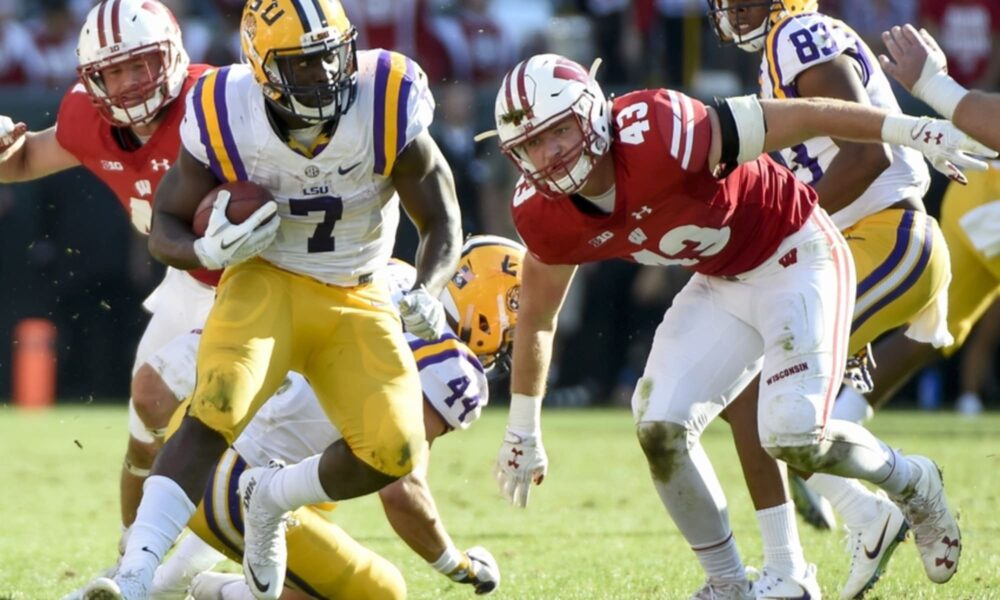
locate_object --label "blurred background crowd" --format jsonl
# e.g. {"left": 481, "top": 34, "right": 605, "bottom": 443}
{"left": 1, "top": 0, "right": 998, "bottom": 412}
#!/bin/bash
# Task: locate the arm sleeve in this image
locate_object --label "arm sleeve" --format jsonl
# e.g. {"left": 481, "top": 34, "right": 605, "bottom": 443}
{"left": 649, "top": 88, "right": 712, "bottom": 175}
{"left": 178, "top": 77, "right": 211, "bottom": 167}
{"left": 371, "top": 51, "right": 436, "bottom": 176}
{"left": 411, "top": 333, "right": 489, "bottom": 430}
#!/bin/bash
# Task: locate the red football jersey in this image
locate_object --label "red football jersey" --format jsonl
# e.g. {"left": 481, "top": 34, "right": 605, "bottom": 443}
{"left": 55, "top": 64, "right": 220, "bottom": 287}
{"left": 512, "top": 89, "right": 817, "bottom": 277}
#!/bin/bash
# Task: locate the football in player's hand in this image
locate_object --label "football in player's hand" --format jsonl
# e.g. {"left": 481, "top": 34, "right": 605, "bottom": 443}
{"left": 192, "top": 181, "right": 275, "bottom": 236}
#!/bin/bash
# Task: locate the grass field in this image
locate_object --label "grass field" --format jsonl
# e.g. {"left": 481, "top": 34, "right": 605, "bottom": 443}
{"left": 1, "top": 404, "right": 998, "bottom": 599}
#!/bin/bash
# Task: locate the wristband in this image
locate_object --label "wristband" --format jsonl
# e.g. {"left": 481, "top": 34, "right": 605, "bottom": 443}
{"left": 508, "top": 393, "right": 542, "bottom": 434}
{"left": 912, "top": 71, "right": 968, "bottom": 120}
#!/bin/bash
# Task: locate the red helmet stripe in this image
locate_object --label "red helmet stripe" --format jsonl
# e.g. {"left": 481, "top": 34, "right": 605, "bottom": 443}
{"left": 515, "top": 62, "right": 530, "bottom": 114}
{"left": 503, "top": 63, "right": 519, "bottom": 112}
{"left": 96, "top": 0, "right": 108, "bottom": 47}
{"left": 110, "top": 0, "right": 123, "bottom": 44}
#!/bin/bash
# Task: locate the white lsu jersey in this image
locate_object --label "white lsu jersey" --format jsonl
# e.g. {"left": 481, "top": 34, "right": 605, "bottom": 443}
{"left": 230, "top": 260, "right": 488, "bottom": 467}
{"left": 759, "top": 12, "right": 930, "bottom": 230}
{"left": 179, "top": 50, "right": 435, "bottom": 286}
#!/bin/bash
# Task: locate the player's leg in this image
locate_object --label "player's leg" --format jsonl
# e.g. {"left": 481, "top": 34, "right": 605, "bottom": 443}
{"left": 94, "top": 261, "right": 296, "bottom": 599}
{"left": 753, "top": 212, "right": 961, "bottom": 585}
{"left": 120, "top": 269, "right": 215, "bottom": 528}
{"left": 720, "top": 386, "right": 817, "bottom": 594}
{"left": 185, "top": 449, "right": 406, "bottom": 600}
{"left": 236, "top": 278, "right": 423, "bottom": 599}
{"left": 634, "top": 274, "right": 759, "bottom": 598}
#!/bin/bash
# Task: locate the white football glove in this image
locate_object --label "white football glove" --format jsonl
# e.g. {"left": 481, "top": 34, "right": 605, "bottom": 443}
{"left": 398, "top": 285, "right": 447, "bottom": 341}
{"left": 448, "top": 547, "right": 501, "bottom": 595}
{"left": 494, "top": 427, "right": 548, "bottom": 508}
{"left": 0, "top": 115, "right": 27, "bottom": 161}
{"left": 192, "top": 189, "right": 279, "bottom": 270}
{"left": 882, "top": 114, "right": 997, "bottom": 185}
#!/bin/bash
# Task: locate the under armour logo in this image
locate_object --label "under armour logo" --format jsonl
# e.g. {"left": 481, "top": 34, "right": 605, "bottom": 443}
{"left": 632, "top": 206, "right": 652, "bottom": 220}
{"left": 150, "top": 158, "right": 171, "bottom": 171}
{"left": 778, "top": 248, "right": 798, "bottom": 268}
{"left": 512, "top": 448, "right": 524, "bottom": 457}
{"left": 935, "top": 536, "right": 961, "bottom": 569}
{"left": 508, "top": 448, "right": 523, "bottom": 469}
{"left": 923, "top": 131, "right": 944, "bottom": 145}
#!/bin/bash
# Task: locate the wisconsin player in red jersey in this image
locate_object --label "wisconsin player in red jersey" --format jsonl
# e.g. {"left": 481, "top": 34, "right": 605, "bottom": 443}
{"left": 0, "top": 0, "right": 223, "bottom": 566}
{"left": 478, "top": 54, "right": 988, "bottom": 598}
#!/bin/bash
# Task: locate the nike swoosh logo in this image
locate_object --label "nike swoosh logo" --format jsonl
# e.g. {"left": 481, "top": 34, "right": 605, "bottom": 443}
{"left": 141, "top": 546, "right": 160, "bottom": 561}
{"left": 247, "top": 563, "right": 270, "bottom": 593}
{"left": 220, "top": 230, "right": 250, "bottom": 250}
{"left": 338, "top": 161, "right": 362, "bottom": 175}
{"left": 864, "top": 516, "right": 892, "bottom": 559}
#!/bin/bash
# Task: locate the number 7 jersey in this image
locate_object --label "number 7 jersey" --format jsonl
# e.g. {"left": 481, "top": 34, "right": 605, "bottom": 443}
{"left": 179, "top": 50, "right": 435, "bottom": 286}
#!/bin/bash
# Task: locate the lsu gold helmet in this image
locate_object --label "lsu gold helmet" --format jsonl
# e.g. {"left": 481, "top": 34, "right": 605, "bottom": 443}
{"left": 441, "top": 235, "right": 526, "bottom": 371}
{"left": 706, "top": 0, "right": 818, "bottom": 52}
{"left": 241, "top": 0, "right": 358, "bottom": 123}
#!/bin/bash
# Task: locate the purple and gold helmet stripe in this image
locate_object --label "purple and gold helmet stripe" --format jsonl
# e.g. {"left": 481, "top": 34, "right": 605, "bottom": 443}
{"left": 193, "top": 67, "right": 248, "bottom": 182}
{"left": 373, "top": 51, "right": 416, "bottom": 176}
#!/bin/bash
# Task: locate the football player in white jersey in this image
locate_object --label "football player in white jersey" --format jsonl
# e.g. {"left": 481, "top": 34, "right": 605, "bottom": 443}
{"left": 119, "top": 236, "right": 522, "bottom": 599}
{"left": 84, "top": 1, "right": 462, "bottom": 599}
{"left": 708, "top": 1, "right": 958, "bottom": 597}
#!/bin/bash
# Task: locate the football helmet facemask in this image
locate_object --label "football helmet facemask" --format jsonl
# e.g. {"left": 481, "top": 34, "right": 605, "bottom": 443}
{"left": 706, "top": 0, "right": 818, "bottom": 52}
{"left": 441, "top": 235, "right": 527, "bottom": 373}
{"left": 241, "top": 0, "right": 358, "bottom": 124}
{"left": 480, "top": 54, "right": 611, "bottom": 198}
{"left": 76, "top": 0, "right": 189, "bottom": 126}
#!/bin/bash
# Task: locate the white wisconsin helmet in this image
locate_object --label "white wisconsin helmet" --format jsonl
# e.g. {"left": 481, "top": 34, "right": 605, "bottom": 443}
{"left": 490, "top": 54, "right": 611, "bottom": 197}
{"left": 76, "top": 0, "right": 190, "bottom": 126}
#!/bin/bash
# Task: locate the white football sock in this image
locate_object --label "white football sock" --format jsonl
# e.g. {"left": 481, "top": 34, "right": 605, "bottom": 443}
{"left": 755, "top": 502, "right": 807, "bottom": 577}
{"left": 647, "top": 439, "right": 743, "bottom": 580}
{"left": 832, "top": 386, "right": 873, "bottom": 424}
{"left": 692, "top": 534, "right": 745, "bottom": 582}
{"left": 874, "top": 447, "right": 914, "bottom": 497}
{"left": 266, "top": 454, "right": 330, "bottom": 512}
{"left": 120, "top": 476, "right": 196, "bottom": 578}
{"left": 805, "top": 474, "right": 879, "bottom": 528}
{"left": 152, "top": 532, "right": 225, "bottom": 592}
{"left": 221, "top": 579, "right": 258, "bottom": 600}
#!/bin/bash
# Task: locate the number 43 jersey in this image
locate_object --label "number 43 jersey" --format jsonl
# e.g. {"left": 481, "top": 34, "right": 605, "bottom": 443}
{"left": 512, "top": 89, "right": 817, "bottom": 277}
{"left": 180, "top": 50, "right": 434, "bottom": 286}
{"left": 760, "top": 12, "right": 929, "bottom": 230}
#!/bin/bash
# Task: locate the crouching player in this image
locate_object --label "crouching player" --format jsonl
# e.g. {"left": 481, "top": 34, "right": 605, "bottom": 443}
{"left": 103, "top": 236, "right": 521, "bottom": 599}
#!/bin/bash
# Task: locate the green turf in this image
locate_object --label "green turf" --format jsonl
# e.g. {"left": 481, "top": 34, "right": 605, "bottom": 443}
{"left": 1, "top": 404, "right": 998, "bottom": 599}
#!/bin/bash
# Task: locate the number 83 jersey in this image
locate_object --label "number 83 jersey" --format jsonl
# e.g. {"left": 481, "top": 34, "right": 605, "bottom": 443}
{"left": 759, "top": 12, "right": 929, "bottom": 230}
{"left": 180, "top": 50, "right": 434, "bottom": 286}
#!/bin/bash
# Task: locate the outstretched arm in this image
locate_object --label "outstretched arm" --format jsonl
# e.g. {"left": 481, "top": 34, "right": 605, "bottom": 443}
{"left": 879, "top": 24, "right": 1000, "bottom": 151}
{"left": 379, "top": 406, "right": 500, "bottom": 594}
{"left": 706, "top": 95, "right": 995, "bottom": 183}
{"left": 0, "top": 123, "right": 80, "bottom": 183}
